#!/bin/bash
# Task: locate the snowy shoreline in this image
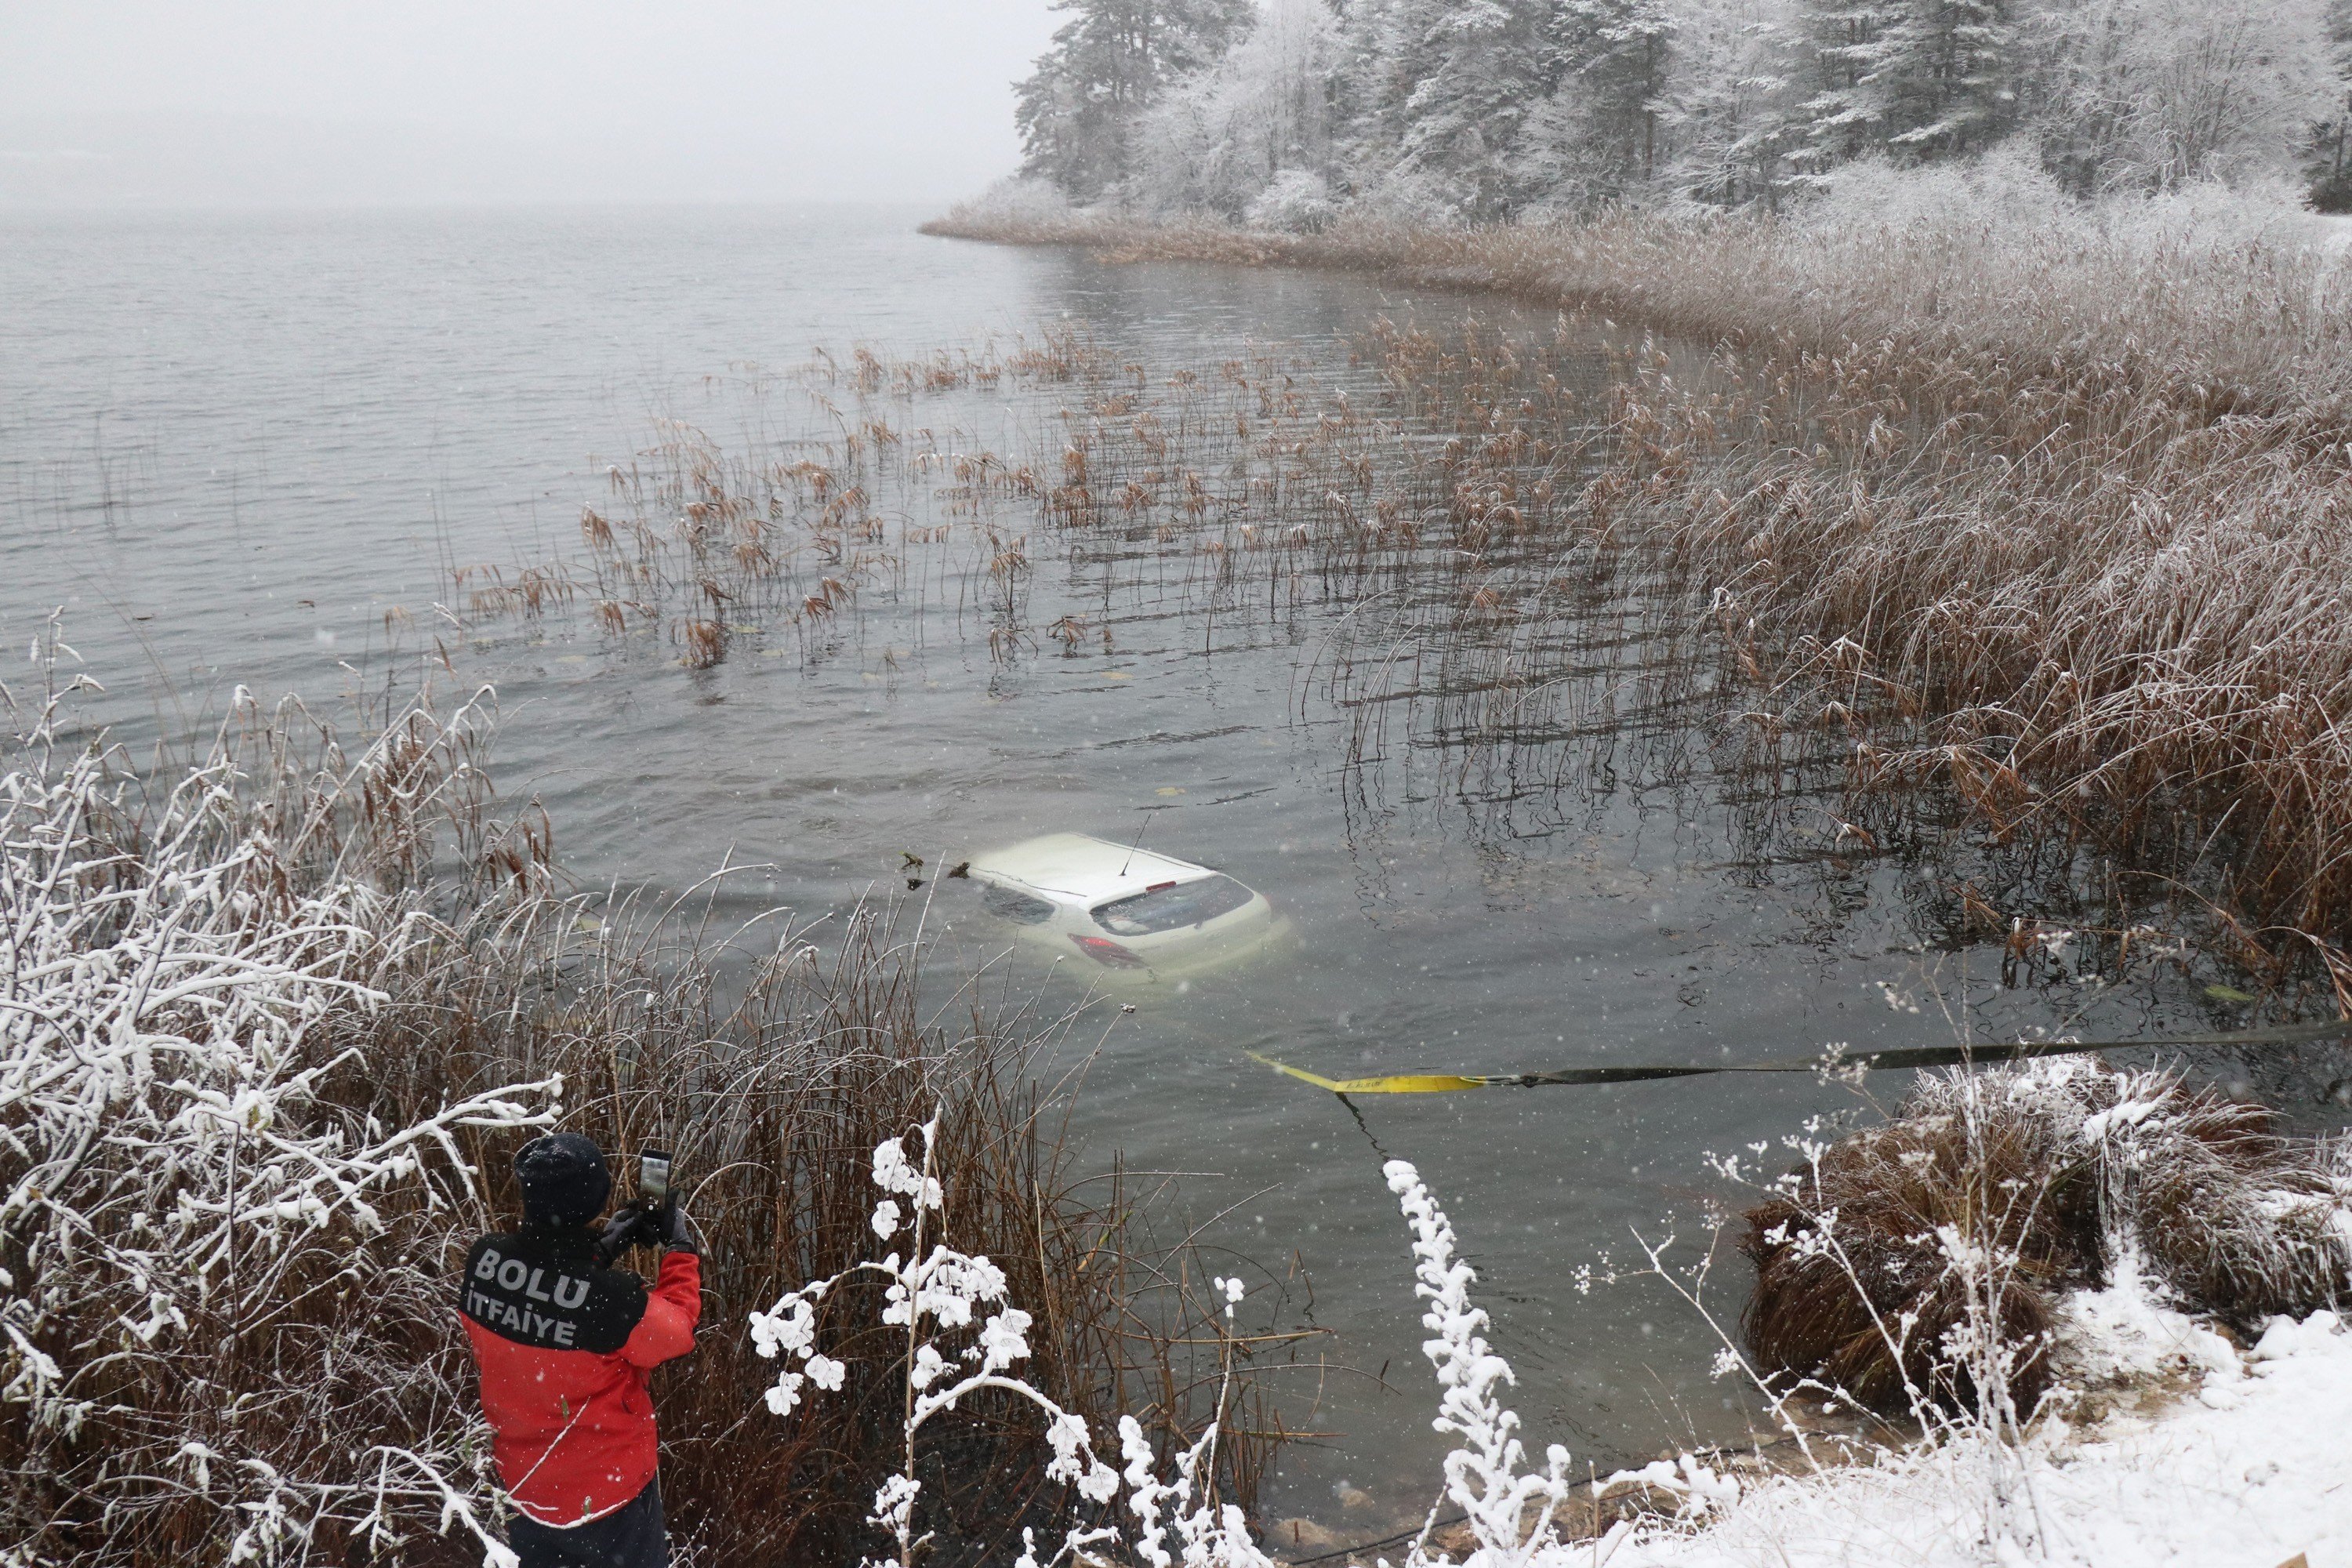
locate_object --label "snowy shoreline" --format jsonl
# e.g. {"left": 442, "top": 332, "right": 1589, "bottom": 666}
{"left": 1592, "top": 1298, "right": 2348, "bottom": 1568}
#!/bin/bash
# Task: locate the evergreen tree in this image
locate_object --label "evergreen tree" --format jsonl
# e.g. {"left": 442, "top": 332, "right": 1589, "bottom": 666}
{"left": 1330, "top": 0, "right": 1418, "bottom": 192}
{"left": 1383, "top": 0, "right": 1571, "bottom": 217}
{"left": 1790, "top": 0, "right": 1891, "bottom": 173}
{"left": 1517, "top": 0, "right": 1679, "bottom": 205}
{"left": 1867, "top": 0, "right": 2019, "bottom": 158}
{"left": 1015, "top": 0, "right": 1261, "bottom": 202}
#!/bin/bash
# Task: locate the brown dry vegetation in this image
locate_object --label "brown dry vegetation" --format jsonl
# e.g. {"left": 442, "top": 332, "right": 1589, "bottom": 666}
{"left": 917, "top": 208, "right": 2352, "bottom": 423}
{"left": 0, "top": 687, "right": 1274, "bottom": 1567}
{"left": 908, "top": 207, "right": 2352, "bottom": 980}
{"left": 1742, "top": 1061, "right": 2352, "bottom": 1418}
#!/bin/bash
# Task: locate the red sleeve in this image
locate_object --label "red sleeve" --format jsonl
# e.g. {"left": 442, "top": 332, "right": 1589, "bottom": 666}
{"left": 619, "top": 1250, "right": 702, "bottom": 1369}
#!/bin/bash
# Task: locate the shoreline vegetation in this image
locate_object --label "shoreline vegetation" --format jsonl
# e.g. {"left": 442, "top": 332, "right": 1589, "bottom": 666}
{"left": 921, "top": 182, "right": 2352, "bottom": 423}
{"left": 0, "top": 633, "right": 1273, "bottom": 1567}
{"left": 927, "top": 187, "right": 2352, "bottom": 993}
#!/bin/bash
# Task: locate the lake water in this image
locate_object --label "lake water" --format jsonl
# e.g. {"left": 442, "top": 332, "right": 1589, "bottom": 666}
{"left": 0, "top": 204, "right": 2250, "bottom": 1537}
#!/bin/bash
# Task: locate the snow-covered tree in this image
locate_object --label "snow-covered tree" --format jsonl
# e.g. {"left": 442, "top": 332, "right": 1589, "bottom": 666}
{"left": 1016, "top": 0, "right": 1261, "bottom": 203}
{"left": 1345, "top": 0, "right": 1555, "bottom": 220}
{"left": 2025, "top": 0, "right": 2332, "bottom": 193}
{"left": 1132, "top": 0, "right": 1344, "bottom": 218}
{"left": 1868, "top": 0, "right": 2020, "bottom": 159}
{"left": 1516, "top": 0, "right": 1681, "bottom": 208}
{"left": 1789, "top": 0, "right": 1892, "bottom": 172}
{"left": 1328, "top": 0, "right": 1415, "bottom": 185}
{"left": 1046, "top": 0, "right": 2337, "bottom": 216}
{"left": 1664, "top": 0, "right": 1803, "bottom": 205}
{"left": 2314, "top": 0, "right": 2352, "bottom": 208}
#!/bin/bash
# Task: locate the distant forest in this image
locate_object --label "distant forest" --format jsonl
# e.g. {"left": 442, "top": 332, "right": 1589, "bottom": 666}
{"left": 1011, "top": 0, "right": 2352, "bottom": 223}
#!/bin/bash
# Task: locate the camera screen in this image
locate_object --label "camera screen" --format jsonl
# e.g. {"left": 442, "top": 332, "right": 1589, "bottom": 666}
{"left": 638, "top": 1150, "right": 672, "bottom": 1203}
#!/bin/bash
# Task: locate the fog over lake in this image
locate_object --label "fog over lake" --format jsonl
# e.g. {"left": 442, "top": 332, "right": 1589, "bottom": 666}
{"left": 0, "top": 1, "right": 1056, "bottom": 208}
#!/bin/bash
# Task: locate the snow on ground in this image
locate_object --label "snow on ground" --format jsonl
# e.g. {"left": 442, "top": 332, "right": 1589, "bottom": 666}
{"left": 1599, "top": 1298, "right": 2352, "bottom": 1568}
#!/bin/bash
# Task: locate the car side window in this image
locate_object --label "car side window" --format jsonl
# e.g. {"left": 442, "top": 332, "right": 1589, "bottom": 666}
{"left": 982, "top": 884, "right": 1058, "bottom": 924}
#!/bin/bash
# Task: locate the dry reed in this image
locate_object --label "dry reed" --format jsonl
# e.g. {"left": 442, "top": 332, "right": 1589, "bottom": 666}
{"left": 1742, "top": 1060, "right": 2352, "bottom": 1417}
{"left": 906, "top": 207, "right": 2352, "bottom": 970}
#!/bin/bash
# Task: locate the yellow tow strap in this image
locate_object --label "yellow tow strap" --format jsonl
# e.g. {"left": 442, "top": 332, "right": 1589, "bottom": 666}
{"left": 1248, "top": 1054, "right": 1491, "bottom": 1094}
{"left": 1248, "top": 1016, "right": 2352, "bottom": 1096}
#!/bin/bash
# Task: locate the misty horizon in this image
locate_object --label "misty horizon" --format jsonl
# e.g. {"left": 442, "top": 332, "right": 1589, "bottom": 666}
{"left": 0, "top": 1, "right": 1059, "bottom": 209}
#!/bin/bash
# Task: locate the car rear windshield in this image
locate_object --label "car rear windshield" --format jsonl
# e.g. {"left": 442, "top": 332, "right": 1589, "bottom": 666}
{"left": 982, "top": 884, "right": 1057, "bottom": 924}
{"left": 1091, "top": 875, "right": 1254, "bottom": 935}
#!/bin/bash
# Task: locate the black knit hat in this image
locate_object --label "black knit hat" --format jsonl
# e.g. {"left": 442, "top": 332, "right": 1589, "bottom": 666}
{"left": 514, "top": 1132, "right": 612, "bottom": 1229}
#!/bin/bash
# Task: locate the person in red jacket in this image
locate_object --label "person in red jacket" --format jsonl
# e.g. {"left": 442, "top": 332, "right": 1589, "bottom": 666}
{"left": 460, "top": 1133, "right": 701, "bottom": 1568}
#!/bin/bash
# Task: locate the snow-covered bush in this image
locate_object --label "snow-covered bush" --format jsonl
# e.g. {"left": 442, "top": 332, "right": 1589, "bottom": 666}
{"left": 0, "top": 626, "right": 560, "bottom": 1565}
{"left": 753, "top": 1116, "right": 1275, "bottom": 1568}
{"left": 1798, "top": 143, "right": 2079, "bottom": 234}
{"left": 1246, "top": 168, "right": 1339, "bottom": 232}
{"left": 1734, "top": 1058, "right": 2352, "bottom": 1429}
{"left": 935, "top": 175, "right": 1076, "bottom": 229}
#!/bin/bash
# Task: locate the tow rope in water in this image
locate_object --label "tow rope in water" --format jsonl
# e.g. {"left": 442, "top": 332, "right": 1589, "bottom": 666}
{"left": 1248, "top": 1016, "right": 2352, "bottom": 1096}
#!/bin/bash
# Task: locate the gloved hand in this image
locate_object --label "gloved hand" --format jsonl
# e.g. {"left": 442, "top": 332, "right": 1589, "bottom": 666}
{"left": 597, "top": 1206, "right": 655, "bottom": 1262}
{"left": 652, "top": 1198, "right": 698, "bottom": 1255}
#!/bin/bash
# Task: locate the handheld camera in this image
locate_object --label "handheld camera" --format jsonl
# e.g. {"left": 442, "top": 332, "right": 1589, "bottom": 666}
{"left": 637, "top": 1149, "right": 673, "bottom": 1207}
{"left": 593, "top": 1149, "right": 679, "bottom": 1265}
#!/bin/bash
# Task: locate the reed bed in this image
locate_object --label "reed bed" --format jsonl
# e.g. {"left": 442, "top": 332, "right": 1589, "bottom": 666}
{"left": 920, "top": 198, "right": 2352, "bottom": 424}
{"left": 919, "top": 202, "right": 2352, "bottom": 976}
{"left": 0, "top": 652, "right": 1275, "bottom": 1567}
{"left": 470, "top": 211, "right": 2352, "bottom": 987}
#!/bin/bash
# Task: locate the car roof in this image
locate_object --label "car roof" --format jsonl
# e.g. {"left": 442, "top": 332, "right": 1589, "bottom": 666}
{"left": 966, "top": 833, "right": 1225, "bottom": 902}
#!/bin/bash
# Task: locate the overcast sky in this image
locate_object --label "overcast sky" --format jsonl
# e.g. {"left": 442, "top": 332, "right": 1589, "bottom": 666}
{"left": 0, "top": 1, "right": 1064, "bottom": 206}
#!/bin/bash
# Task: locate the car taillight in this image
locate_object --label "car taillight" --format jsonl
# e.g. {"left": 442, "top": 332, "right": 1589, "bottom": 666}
{"left": 1072, "top": 935, "right": 1148, "bottom": 969}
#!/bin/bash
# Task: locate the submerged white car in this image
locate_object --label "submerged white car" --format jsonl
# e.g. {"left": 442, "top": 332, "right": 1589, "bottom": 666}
{"left": 963, "top": 833, "right": 1287, "bottom": 981}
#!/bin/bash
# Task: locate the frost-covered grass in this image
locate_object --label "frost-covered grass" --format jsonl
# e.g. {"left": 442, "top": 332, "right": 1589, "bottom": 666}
{"left": 0, "top": 632, "right": 1264, "bottom": 1567}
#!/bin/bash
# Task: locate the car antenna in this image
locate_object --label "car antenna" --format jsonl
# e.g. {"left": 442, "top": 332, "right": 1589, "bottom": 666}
{"left": 1118, "top": 816, "right": 1152, "bottom": 879}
